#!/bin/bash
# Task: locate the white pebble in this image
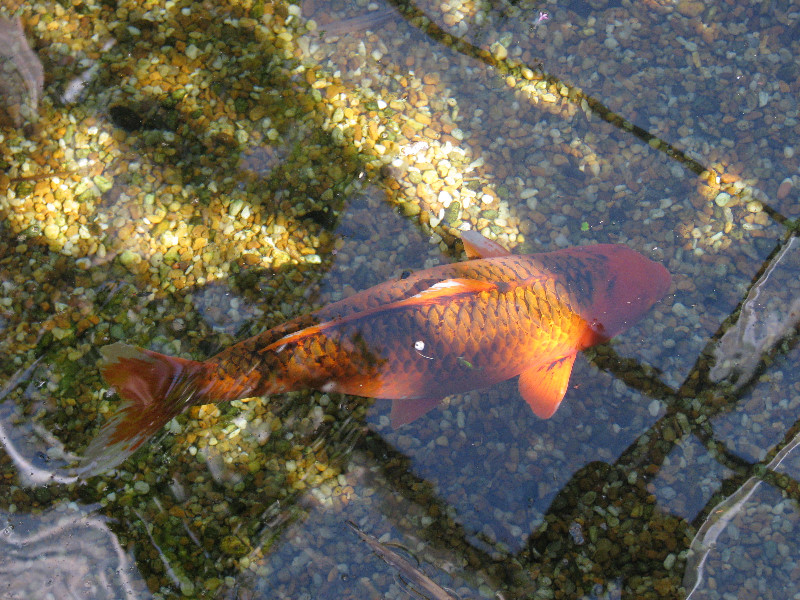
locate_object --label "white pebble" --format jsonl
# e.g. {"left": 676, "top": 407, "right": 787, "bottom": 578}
{"left": 714, "top": 192, "right": 731, "bottom": 207}
{"left": 648, "top": 400, "right": 661, "bottom": 417}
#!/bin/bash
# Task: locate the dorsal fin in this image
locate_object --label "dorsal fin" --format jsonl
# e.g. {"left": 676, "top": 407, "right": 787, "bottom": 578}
{"left": 261, "top": 278, "right": 498, "bottom": 353}
{"left": 461, "top": 230, "right": 511, "bottom": 259}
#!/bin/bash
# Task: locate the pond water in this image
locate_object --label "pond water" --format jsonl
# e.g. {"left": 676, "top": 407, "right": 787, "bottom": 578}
{"left": 1, "top": 0, "right": 799, "bottom": 598}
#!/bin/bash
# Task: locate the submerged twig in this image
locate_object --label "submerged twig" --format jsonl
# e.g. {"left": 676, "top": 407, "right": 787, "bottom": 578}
{"left": 347, "top": 520, "right": 460, "bottom": 600}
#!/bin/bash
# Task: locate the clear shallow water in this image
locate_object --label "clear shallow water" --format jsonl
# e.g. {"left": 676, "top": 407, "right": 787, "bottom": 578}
{"left": 1, "top": 0, "right": 799, "bottom": 598}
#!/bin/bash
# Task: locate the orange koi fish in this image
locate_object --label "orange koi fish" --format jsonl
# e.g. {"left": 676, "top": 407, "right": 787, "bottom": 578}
{"left": 79, "top": 231, "right": 670, "bottom": 475}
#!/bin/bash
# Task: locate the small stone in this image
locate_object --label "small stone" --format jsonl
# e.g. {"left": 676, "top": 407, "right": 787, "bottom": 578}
{"left": 676, "top": 0, "right": 704, "bottom": 17}
{"left": 746, "top": 200, "right": 763, "bottom": 213}
{"left": 43, "top": 224, "right": 60, "bottom": 239}
{"left": 444, "top": 201, "right": 461, "bottom": 224}
{"left": 422, "top": 169, "right": 437, "bottom": 184}
{"left": 220, "top": 535, "right": 250, "bottom": 557}
{"left": 648, "top": 399, "right": 661, "bottom": 417}
{"left": 714, "top": 192, "right": 731, "bottom": 207}
{"left": 92, "top": 175, "right": 114, "bottom": 194}
{"left": 671, "top": 302, "right": 689, "bottom": 317}
{"left": 133, "top": 481, "right": 150, "bottom": 494}
{"left": 491, "top": 42, "right": 507, "bottom": 60}
{"left": 229, "top": 199, "right": 244, "bottom": 217}
{"left": 180, "top": 579, "right": 195, "bottom": 596}
{"left": 400, "top": 201, "right": 420, "bottom": 216}
{"left": 119, "top": 250, "right": 141, "bottom": 267}
{"left": 249, "top": 105, "right": 267, "bottom": 121}
{"left": 52, "top": 326, "right": 71, "bottom": 340}
{"left": 777, "top": 178, "right": 793, "bottom": 200}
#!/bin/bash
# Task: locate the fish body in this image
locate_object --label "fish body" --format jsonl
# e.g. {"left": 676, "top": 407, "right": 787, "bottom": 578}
{"left": 82, "top": 232, "right": 670, "bottom": 475}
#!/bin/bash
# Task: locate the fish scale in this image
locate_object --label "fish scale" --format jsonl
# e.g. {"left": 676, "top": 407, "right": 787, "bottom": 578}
{"left": 78, "top": 232, "right": 670, "bottom": 476}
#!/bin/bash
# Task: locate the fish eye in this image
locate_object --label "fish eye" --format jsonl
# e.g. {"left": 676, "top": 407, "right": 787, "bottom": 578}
{"left": 414, "top": 340, "right": 425, "bottom": 351}
{"left": 400, "top": 270, "right": 412, "bottom": 280}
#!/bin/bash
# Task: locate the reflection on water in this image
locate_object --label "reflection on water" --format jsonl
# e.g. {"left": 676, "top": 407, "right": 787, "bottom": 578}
{"left": 685, "top": 427, "right": 800, "bottom": 598}
{"left": 1, "top": 0, "right": 800, "bottom": 597}
{"left": 0, "top": 16, "right": 43, "bottom": 128}
{"left": 0, "top": 503, "right": 144, "bottom": 600}
{"left": 711, "top": 236, "right": 800, "bottom": 390}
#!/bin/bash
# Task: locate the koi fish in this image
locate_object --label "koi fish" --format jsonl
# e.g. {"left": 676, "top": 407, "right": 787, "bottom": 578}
{"left": 79, "top": 231, "right": 670, "bottom": 475}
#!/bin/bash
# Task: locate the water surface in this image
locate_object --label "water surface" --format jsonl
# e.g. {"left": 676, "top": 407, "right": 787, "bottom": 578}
{"left": 1, "top": 0, "right": 799, "bottom": 598}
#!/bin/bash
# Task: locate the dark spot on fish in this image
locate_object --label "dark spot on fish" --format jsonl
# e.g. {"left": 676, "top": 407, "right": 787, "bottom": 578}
{"left": 109, "top": 105, "right": 144, "bottom": 132}
{"left": 399, "top": 270, "right": 412, "bottom": 280}
{"left": 606, "top": 274, "right": 617, "bottom": 295}
{"left": 495, "top": 281, "right": 511, "bottom": 293}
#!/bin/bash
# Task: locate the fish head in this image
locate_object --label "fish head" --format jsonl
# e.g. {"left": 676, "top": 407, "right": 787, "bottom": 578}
{"left": 577, "top": 244, "right": 671, "bottom": 344}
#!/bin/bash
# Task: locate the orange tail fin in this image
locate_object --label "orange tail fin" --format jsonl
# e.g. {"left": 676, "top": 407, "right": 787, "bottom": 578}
{"left": 78, "top": 342, "right": 210, "bottom": 477}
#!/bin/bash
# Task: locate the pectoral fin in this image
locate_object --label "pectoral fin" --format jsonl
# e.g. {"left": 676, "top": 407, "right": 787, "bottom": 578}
{"left": 461, "top": 230, "right": 511, "bottom": 259}
{"left": 518, "top": 354, "right": 577, "bottom": 419}
{"left": 390, "top": 397, "right": 443, "bottom": 428}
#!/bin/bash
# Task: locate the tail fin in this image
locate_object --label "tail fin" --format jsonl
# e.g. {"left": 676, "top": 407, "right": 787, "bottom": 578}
{"left": 78, "top": 342, "right": 210, "bottom": 477}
